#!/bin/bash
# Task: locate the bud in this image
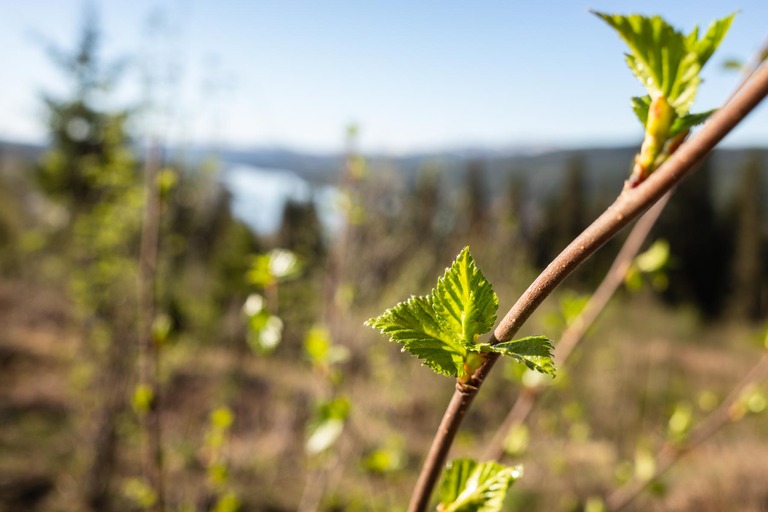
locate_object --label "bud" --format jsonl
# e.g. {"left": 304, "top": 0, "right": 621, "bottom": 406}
{"left": 629, "top": 95, "right": 675, "bottom": 187}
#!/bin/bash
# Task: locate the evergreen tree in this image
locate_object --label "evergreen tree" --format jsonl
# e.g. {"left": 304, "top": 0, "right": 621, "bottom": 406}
{"left": 278, "top": 198, "right": 325, "bottom": 266}
{"left": 535, "top": 154, "right": 588, "bottom": 270}
{"left": 462, "top": 159, "right": 489, "bottom": 238}
{"left": 653, "top": 157, "right": 729, "bottom": 317}
{"left": 727, "top": 153, "right": 765, "bottom": 321}
{"left": 36, "top": 9, "right": 129, "bottom": 216}
{"left": 36, "top": 12, "right": 140, "bottom": 510}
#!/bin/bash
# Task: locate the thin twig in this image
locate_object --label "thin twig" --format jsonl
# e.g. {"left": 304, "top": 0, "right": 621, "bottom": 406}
{"left": 482, "top": 192, "right": 670, "bottom": 461}
{"left": 408, "top": 63, "right": 768, "bottom": 512}
{"left": 483, "top": 40, "right": 768, "bottom": 478}
{"left": 137, "top": 142, "right": 164, "bottom": 511}
{"left": 605, "top": 350, "right": 768, "bottom": 511}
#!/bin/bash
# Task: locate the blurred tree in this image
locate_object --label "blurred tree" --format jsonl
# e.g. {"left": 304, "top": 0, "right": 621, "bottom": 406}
{"left": 461, "top": 159, "right": 489, "bottom": 239}
{"left": 726, "top": 153, "right": 765, "bottom": 321}
{"left": 35, "top": 11, "right": 141, "bottom": 510}
{"left": 36, "top": 8, "right": 129, "bottom": 218}
{"left": 653, "top": 157, "right": 729, "bottom": 318}
{"left": 278, "top": 198, "right": 325, "bottom": 267}
{"left": 536, "top": 154, "right": 588, "bottom": 271}
{"left": 411, "top": 164, "right": 441, "bottom": 245}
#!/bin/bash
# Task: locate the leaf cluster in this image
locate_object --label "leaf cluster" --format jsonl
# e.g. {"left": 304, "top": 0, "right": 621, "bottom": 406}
{"left": 437, "top": 458, "right": 522, "bottom": 512}
{"left": 594, "top": 11, "right": 735, "bottom": 134}
{"left": 366, "top": 247, "right": 554, "bottom": 378}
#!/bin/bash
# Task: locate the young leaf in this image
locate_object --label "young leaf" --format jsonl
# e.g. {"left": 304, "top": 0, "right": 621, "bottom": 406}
{"left": 594, "top": 12, "right": 734, "bottom": 116}
{"left": 433, "top": 247, "right": 499, "bottom": 349}
{"left": 490, "top": 336, "right": 556, "bottom": 376}
{"left": 690, "top": 13, "right": 736, "bottom": 68}
{"left": 366, "top": 247, "right": 498, "bottom": 378}
{"left": 669, "top": 108, "right": 716, "bottom": 137}
{"left": 366, "top": 294, "right": 467, "bottom": 377}
{"left": 437, "top": 458, "right": 522, "bottom": 512}
{"left": 631, "top": 95, "right": 651, "bottom": 126}
{"left": 592, "top": 12, "right": 693, "bottom": 102}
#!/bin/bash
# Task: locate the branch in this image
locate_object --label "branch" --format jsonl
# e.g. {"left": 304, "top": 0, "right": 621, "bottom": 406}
{"left": 137, "top": 142, "right": 164, "bottom": 511}
{"left": 483, "top": 40, "right": 768, "bottom": 470}
{"left": 407, "top": 63, "right": 768, "bottom": 512}
{"left": 481, "top": 193, "right": 670, "bottom": 461}
{"left": 605, "top": 350, "right": 768, "bottom": 511}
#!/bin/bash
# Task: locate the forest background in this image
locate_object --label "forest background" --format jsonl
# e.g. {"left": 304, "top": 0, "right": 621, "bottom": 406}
{"left": 1, "top": 2, "right": 768, "bottom": 511}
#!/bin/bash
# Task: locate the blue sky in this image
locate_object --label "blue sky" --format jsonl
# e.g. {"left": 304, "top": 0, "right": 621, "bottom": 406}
{"left": 1, "top": 1, "right": 766, "bottom": 153}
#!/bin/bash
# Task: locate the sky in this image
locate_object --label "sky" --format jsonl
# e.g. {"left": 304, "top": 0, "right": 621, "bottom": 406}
{"left": 1, "top": 0, "right": 766, "bottom": 154}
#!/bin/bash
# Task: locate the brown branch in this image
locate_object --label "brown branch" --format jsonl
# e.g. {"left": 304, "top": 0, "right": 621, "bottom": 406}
{"left": 605, "top": 350, "right": 768, "bottom": 511}
{"left": 482, "top": 192, "right": 670, "bottom": 461}
{"left": 407, "top": 63, "right": 768, "bottom": 512}
{"left": 482, "top": 41, "right": 768, "bottom": 473}
{"left": 137, "top": 142, "right": 164, "bottom": 511}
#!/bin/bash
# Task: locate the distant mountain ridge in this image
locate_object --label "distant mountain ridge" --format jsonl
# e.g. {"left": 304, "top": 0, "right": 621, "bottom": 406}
{"left": 3, "top": 138, "right": 766, "bottom": 204}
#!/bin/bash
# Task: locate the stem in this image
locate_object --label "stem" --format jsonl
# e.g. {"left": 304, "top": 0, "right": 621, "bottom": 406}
{"left": 408, "top": 63, "right": 768, "bottom": 512}
{"left": 605, "top": 350, "right": 768, "bottom": 511}
{"left": 483, "top": 45, "right": 768, "bottom": 471}
{"left": 137, "top": 142, "right": 164, "bottom": 511}
{"left": 482, "top": 194, "right": 670, "bottom": 462}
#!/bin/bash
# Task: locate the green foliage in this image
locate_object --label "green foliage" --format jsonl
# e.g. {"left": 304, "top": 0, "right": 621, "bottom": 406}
{"left": 593, "top": 12, "right": 734, "bottom": 113}
{"left": 367, "top": 247, "right": 555, "bottom": 378}
{"left": 595, "top": 11, "right": 734, "bottom": 182}
{"left": 362, "top": 437, "right": 406, "bottom": 475}
{"left": 204, "top": 406, "right": 241, "bottom": 510}
{"left": 437, "top": 458, "right": 522, "bottom": 512}
{"left": 492, "top": 337, "right": 556, "bottom": 376}
{"left": 625, "top": 239, "right": 670, "bottom": 292}
{"left": 502, "top": 424, "right": 529, "bottom": 457}
{"left": 304, "top": 325, "right": 350, "bottom": 367}
{"left": 131, "top": 384, "right": 154, "bottom": 416}
{"left": 246, "top": 249, "right": 302, "bottom": 288}
{"left": 122, "top": 478, "right": 158, "bottom": 509}
{"left": 243, "top": 294, "right": 283, "bottom": 354}
{"left": 306, "top": 396, "right": 350, "bottom": 455}
{"left": 667, "top": 401, "right": 693, "bottom": 443}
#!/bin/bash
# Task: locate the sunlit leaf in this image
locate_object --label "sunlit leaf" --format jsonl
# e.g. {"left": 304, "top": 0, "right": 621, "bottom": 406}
{"left": 366, "top": 294, "right": 466, "bottom": 376}
{"left": 634, "top": 240, "right": 670, "bottom": 273}
{"left": 689, "top": 13, "right": 736, "bottom": 68}
{"left": 593, "top": 12, "right": 694, "bottom": 103}
{"left": 246, "top": 249, "right": 302, "bottom": 288}
{"left": 267, "top": 248, "right": 302, "bottom": 280}
{"left": 306, "top": 397, "right": 350, "bottom": 455}
{"left": 667, "top": 401, "right": 693, "bottom": 442}
{"left": 131, "top": 384, "right": 154, "bottom": 415}
{"left": 631, "top": 95, "right": 651, "bottom": 126}
{"left": 490, "top": 336, "right": 556, "bottom": 376}
{"left": 432, "top": 247, "right": 499, "bottom": 349}
{"left": 438, "top": 458, "right": 522, "bottom": 512}
{"left": 122, "top": 478, "right": 157, "bottom": 508}
{"left": 211, "top": 406, "right": 234, "bottom": 430}
{"left": 595, "top": 11, "right": 734, "bottom": 116}
{"left": 306, "top": 418, "right": 345, "bottom": 455}
{"left": 669, "top": 109, "right": 716, "bottom": 137}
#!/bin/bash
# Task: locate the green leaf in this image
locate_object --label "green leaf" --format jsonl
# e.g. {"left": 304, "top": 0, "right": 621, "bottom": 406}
{"left": 669, "top": 109, "right": 716, "bottom": 137}
{"left": 595, "top": 12, "right": 734, "bottom": 116}
{"left": 366, "top": 247, "right": 498, "bottom": 378}
{"left": 490, "top": 336, "right": 556, "bottom": 376}
{"left": 306, "top": 397, "right": 350, "bottom": 455}
{"left": 634, "top": 239, "right": 670, "bottom": 273}
{"left": 592, "top": 12, "right": 692, "bottom": 101}
{"left": 366, "top": 295, "right": 466, "bottom": 376}
{"left": 631, "top": 95, "right": 651, "bottom": 126}
{"left": 433, "top": 247, "right": 499, "bottom": 349}
{"left": 690, "top": 13, "right": 736, "bottom": 68}
{"left": 438, "top": 458, "right": 522, "bottom": 512}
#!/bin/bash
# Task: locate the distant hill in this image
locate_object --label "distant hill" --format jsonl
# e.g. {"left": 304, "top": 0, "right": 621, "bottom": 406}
{"left": 3, "top": 138, "right": 767, "bottom": 206}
